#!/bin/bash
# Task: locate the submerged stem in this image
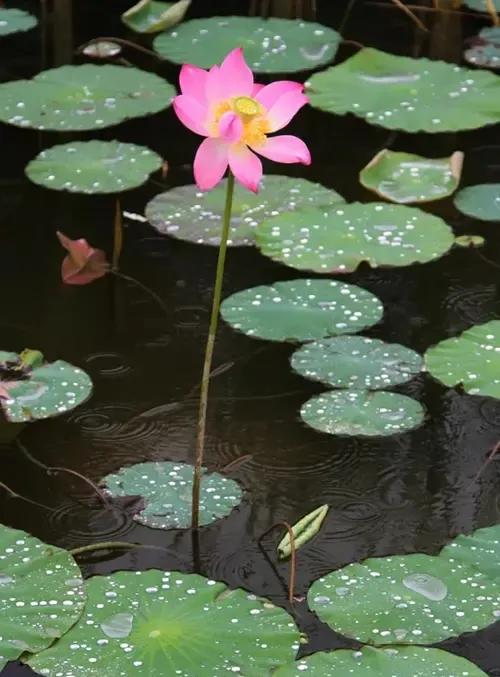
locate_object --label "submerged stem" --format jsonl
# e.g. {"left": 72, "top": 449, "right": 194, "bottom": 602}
{"left": 192, "top": 173, "right": 235, "bottom": 529}
{"left": 112, "top": 198, "right": 123, "bottom": 271}
{"left": 258, "top": 521, "right": 297, "bottom": 604}
{"left": 111, "top": 270, "right": 169, "bottom": 317}
{"left": 69, "top": 541, "right": 170, "bottom": 557}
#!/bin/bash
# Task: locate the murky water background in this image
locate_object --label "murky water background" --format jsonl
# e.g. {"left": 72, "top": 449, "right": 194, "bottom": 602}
{"left": 1, "top": 0, "right": 500, "bottom": 674}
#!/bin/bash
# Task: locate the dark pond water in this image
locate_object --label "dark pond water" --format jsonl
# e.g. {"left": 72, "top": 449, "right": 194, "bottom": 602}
{"left": 1, "top": 0, "right": 500, "bottom": 674}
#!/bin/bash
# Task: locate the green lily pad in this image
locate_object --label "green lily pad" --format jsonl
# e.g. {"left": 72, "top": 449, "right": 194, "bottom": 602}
{"left": 306, "top": 47, "right": 500, "bottom": 132}
{"left": 256, "top": 203, "right": 455, "bottom": 274}
{"left": 291, "top": 336, "right": 423, "bottom": 389}
{"left": 102, "top": 461, "right": 243, "bottom": 529}
{"left": 0, "top": 523, "right": 85, "bottom": 670}
{"left": 145, "top": 176, "right": 344, "bottom": 247}
{"left": 27, "top": 570, "right": 300, "bottom": 676}
{"left": 454, "top": 183, "right": 500, "bottom": 221}
{"left": 0, "top": 64, "right": 174, "bottom": 131}
{"left": 220, "top": 279, "right": 383, "bottom": 343}
{"left": 425, "top": 320, "right": 500, "bottom": 399}
{"left": 0, "top": 8, "right": 37, "bottom": 36}
{"left": 465, "top": 26, "right": 500, "bottom": 69}
{"left": 0, "top": 350, "right": 93, "bottom": 423}
{"left": 360, "top": 149, "right": 463, "bottom": 204}
{"left": 153, "top": 16, "right": 340, "bottom": 73}
{"left": 308, "top": 523, "right": 500, "bottom": 645}
{"left": 300, "top": 390, "right": 424, "bottom": 437}
{"left": 26, "top": 141, "right": 163, "bottom": 194}
{"left": 464, "top": 0, "right": 500, "bottom": 12}
{"left": 454, "top": 234, "right": 485, "bottom": 247}
{"left": 122, "top": 0, "right": 190, "bottom": 33}
{"left": 274, "top": 646, "right": 487, "bottom": 676}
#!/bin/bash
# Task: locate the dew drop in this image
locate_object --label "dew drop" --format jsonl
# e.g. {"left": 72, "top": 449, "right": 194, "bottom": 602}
{"left": 100, "top": 612, "right": 134, "bottom": 639}
{"left": 402, "top": 573, "right": 448, "bottom": 601}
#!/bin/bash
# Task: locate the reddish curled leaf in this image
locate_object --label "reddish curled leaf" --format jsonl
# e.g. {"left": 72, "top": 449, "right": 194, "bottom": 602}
{"left": 0, "top": 383, "right": 12, "bottom": 400}
{"left": 57, "top": 231, "right": 109, "bottom": 285}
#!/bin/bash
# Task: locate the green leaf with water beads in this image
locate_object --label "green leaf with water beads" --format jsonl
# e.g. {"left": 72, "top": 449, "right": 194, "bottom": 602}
{"left": 274, "top": 646, "right": 487, "bottom": 676}
{"left": 0, "top": 523, "right": 85, "bottom": 670}
{"left": 0, "top": 64, "right": 174, "bottom": 131}
{"left": 153, "top": 16, "right": 340, "bottom": 73}
{"left": 145, "top": 176, "right": 344, "bottom": 247}
{"left": 0, "top": 8, "right": 37, "bottom": 36}
{"left": 277, "top": 505, "right": 329, "bottom": 560}
{"left": 359, "top": 150, "right": 463, "bottom": 204}
{"left": 308, "top": 523, "right": 500, "bottom": 645}
{"left": 454, "top": 184, "right": 500, "bottom": 221}
{"left": 122, "top": 0, "right": 190, "bottom": 33}
{"left": 256, "top": 203, "right": 454, "bottom": 274}
{"left": 465, "top": 26, "right": 500, "bottom": 69}
{"left": 102, "top": 461, "right": 242, "bottom": 529}
{"left": 300, "top": 390, "right": 424, "bottom": 437}
{"left": 291, "top": 336, "right": 423, "bottom": 390}
{"left": 306, "top": 47, "right": 500, "bottom": 132}
{"left": 26, "top": 141, "right": 163, "bottom": 194}
{"left": 27, "top": 570, "right": 300, "bottom": 676}
{"left": 425, "top": 320, "right": 500, "bottom": 399}
{"left": 220, "top": 279, "right": 383, "bottom": 343}
{"left": 464, "top": 0, "right": 500, "bottom": 12}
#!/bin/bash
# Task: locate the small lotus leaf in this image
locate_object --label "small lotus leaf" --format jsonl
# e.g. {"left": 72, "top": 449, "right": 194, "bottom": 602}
{"left": 291, "top": 336, "right": 423, "bottom": 389}
{"left": 145, "top": 176, "right": 344, "bottom": 247}
{"left": 360, "top": 149, "right": 463, "bottom": 204}
{"left": 464, "top": 0, "right": 500, "bottom": 11}
{"left": 454, "top": 234, "right": 485, "bottom": 247}
{"left": 308, "top": 523, "right": 500, "bottom": 645}
{"left": 0, "top": 64, "right": 175, "bottom": 131}
{"left": 306, "top": 48, "right": 500, "bottom": 132}
{"left": 28, "top": 570, "right": 300, "bottom": 676}
{"left": 425, "top": 320, "right": 500, "bottom": 399}
{"left": 274, "top": 646, "right": 487, "bottom": 676}
{"left": 26, "top": 141, "right": 163, "bottom": 194}
{"left": 82, "top": 41, "right": 122, "bottom": 59}
{"left": 300, "top": 390, "right": 424, "bottom": 437}
{"left": 465, "top": 26, "right": 500, "bottom": 69}
{"left": 122, "top": 0, "right": 190, "bottom": 33}
{"left": 0, "top": 8, "right": 37, "bottom": 36}
{"left": 454, "top": 183, "right": 500, "bottom": 221}
{"left": 256, "top": 203, "right": 454, "bottom": 274}
{"left": 0, "top": 523, "right": 85, "bottom": 670}
{"left": 153, "top": 16, "right": 340, "bottom": 72}
{"left": 102, "top": 461, "right": 242, "bottom": 529}
{"left": 220, "top": 279, "right": 383, "bottom": 343}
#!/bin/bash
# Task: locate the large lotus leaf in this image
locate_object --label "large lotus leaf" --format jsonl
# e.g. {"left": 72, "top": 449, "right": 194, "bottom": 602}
{"left": 0, "top": 65, "right": 175, "bottom": 131}
{"left": 465, "top": 27, "right": 500, "bottom": 69}
{"left": 26, "top": 141, "right": 163, "bottom": 194}
{"left": 454, "top": 183, "right": 500, "bottom": 221}
{"left": 360, "top": 149, "right": 463, "bottom": 204}
{"left": 220, "top": 279, "right": 383, "bottom": 343}
{"left": 274, "top": 646, "right": 487, "bottom": 676}
{"left": 27, "top": 570, "right": 299, "bottom": 676}
{"left": 464, "top": 0, "right": 500, "bottom": 11}
{"left": 256, "top": 203, "right": 454, "bottom": 274}
{"left": 308, "top": 523, "right": 500, "bottom": 645}
{"left": 0, "top": 9, "right": 37, "bottom": 36}
{"left": 291, "top": 336, "right": 423, "bottom": 389}
{"left": 102, "top": 461, "right": 243, "bottom": 529}
{"left": 0, "top": 523, "right": 85, "bottom": 670}
{"left": 145, "top": 176, "right": 344, "bottom": 247}
{"left": 300, "top": 390, "right": 424, "bottom": 437}
{"left": 153, "top": 16, "right": 340, "bottom": 73}
{"left": 122, "top": 0, "right": 190, "bottom": 33}
{"left": 306, "top": 48, "right": 500, "bottom": 132}
{"left": 425, "top": 320, "right": 500, "bottom": 399}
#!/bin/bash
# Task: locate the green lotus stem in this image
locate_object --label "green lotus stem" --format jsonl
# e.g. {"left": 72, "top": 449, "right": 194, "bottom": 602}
{"left": 485, "top": 0, "right": 499, "bottom": 25}
{"left": 112, "top": 199, "right": 123, "bottom": 271}
{"left": 192, "top": 172, "right": 235, "bottom": 529}
{"left": 69, "top": 541, "right": 169, "bottom": 557}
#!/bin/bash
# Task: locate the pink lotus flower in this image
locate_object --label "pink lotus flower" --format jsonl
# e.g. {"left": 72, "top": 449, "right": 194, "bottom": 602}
{"left": 57, "top": 231, "right": 109, "bottom": 285}
{"left": 173, "top": 47, "right": 311, "bottom": 192}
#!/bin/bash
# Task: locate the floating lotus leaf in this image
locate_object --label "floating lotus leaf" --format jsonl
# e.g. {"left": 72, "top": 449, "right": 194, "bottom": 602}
{"left": 28, "top": 570, "right": 299, "bottom": 676}
{"left": 291, "top": 336, "right": 423, "bottom": 389}
{"left": 122, "top": 0, "right": 190, "bottom": 33}
{"left": 0, "top": 350, "right": 93, "bottom": 423}
{"left": 26, "top": 141, "right": 163, "bottom": 194}
{"left": 0, "top": 64, "right": 175, "bottom": 131}
{"left": 0, "top": 523, "right": 85, "bottom": 670}
{"left": 0, "top": 8, "right": 37, "bottom": 36}
{"left": 102, "top": 461, "right": 242, "bottom": 529}
{"left": 360, "top": 149, "right": 463, "bottom": 204}
{"left": 153, "top": 16, "right": 340, "bottom": 72}
{"left": 145, "top": 176, "right": 344, "bottom": 247}
{"left": 301, "top": 390, "right": 424, "bottom": 437}
{"left": 220, "top": 279, "right": 383, "bottom": 343}
{"left": 425, "top": 320, "right": 500, "bottom": 399}
{"left": 256, "top": 203, "right": 454, "bottom": 274}
{"left": 454, "top": 234, "right": 485, "bottom": 247}
{"left": 454, "top": 183, "right": 500, "bottom": 221}
{"left": 82, "top": 41, "right": 122, "bottom": 59}
{"left": 308, "top": 523, "right": 500, "bottom": 645}
{"left": 274, "top": 646, "right": 487, "bottom": 676}
{"left": 464, "top": 0, "right": 500, "bottom": 11}
{"left": 465, "top": 26, "right": 500, "bottom": 69}
{"left": 306, "top": 47, "right": 500, "bottom": 132}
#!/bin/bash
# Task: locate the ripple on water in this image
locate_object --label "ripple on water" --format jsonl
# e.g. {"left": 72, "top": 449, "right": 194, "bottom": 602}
{"left": 49, "top": 499, "right": 135, "bottom": 546}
